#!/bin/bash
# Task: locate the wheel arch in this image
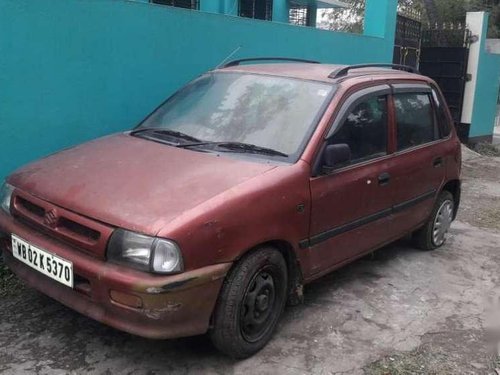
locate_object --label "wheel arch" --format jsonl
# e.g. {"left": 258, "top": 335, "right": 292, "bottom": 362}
{"left": 264, "top": 240, "right": 304, "bottom": 305}
{"left": 229, "top": 239, "right": 304, "bottom": 306}
{"left": 441, "top": 179, "right": 461, "bottom": 219}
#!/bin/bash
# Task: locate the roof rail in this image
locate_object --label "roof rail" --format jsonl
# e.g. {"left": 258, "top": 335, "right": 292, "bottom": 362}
{"left": 329, "top": 64, "right": 419, "bottom": 79}
{"left": 222, "top": 57, "right": 320, "bottom": 68}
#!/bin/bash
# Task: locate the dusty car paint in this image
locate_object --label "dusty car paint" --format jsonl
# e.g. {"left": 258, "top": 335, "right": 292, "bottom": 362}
{"left": 0, "top": 214, "right": 231, "bottom": 338}
{"left": 0, "top": 63, "right": 461, "bottom": 340}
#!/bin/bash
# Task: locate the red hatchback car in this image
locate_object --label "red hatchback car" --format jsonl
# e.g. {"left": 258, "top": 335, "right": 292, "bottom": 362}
{"left": 0, "top": 60, "right": 461, "bottom": 358}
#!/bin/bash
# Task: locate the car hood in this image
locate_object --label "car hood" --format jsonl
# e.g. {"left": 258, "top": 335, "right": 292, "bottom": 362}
{"left": 9, "top": 133, "right": 277, "bottom": 234}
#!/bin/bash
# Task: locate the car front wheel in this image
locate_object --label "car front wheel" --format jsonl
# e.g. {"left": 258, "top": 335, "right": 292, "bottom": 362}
{"left": 210, "top": 247, "right": 288, "bottom": 359}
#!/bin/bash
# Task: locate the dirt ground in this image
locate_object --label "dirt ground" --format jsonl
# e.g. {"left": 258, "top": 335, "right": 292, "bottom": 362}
{"left": 1, "top": 146, "right": 500, "bottom": 375}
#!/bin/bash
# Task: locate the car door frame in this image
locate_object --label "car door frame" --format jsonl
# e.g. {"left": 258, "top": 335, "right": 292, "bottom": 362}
{"left": 301, "top": 83, "right": 401, "bottom": 280}
{"left": 385, "top": 82, "right": 450, "bottom": 236}
{"left": 311, "top": 84, "right": 396, "bottom": 176}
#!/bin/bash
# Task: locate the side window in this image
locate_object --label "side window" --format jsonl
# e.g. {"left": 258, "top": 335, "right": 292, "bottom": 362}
{"left": 329, "top": 95, "right": 388, "bottom": 165}
{"left": 152, "top": 0, "right": 199, "bottom": 9}
{"left": 431, "top": 88, "right": 452, "bottom": 138}
{"left": 394, "top": 93, "right": 439, "bottom": 151}
{"left": 239, "top": 0, "right": 273, "bottom": 20}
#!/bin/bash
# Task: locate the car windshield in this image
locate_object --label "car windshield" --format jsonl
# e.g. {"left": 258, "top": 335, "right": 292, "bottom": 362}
{"left": 135, "top": 72, "right": 335, "bottom": 158}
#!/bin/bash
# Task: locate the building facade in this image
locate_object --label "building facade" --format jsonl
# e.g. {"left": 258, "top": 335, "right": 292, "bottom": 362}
{"left": 0, "top": 0, "right": 399, "bottom": 179}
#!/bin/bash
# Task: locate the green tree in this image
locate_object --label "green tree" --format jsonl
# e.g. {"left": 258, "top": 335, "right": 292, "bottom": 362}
{"left": 422, "top": 0, "right": 500, "bottom": 37}
{"left": 322, "top": 0, "right": 424, "bottom": 33}
{"left": 323, "top": 0, "right": 500, "bottom": 37}
{"left": 467, "top": 0, "right": 500, "bottom": 37}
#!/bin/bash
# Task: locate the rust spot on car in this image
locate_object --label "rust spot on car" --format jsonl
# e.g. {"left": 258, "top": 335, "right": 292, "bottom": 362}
{"left": 143, "top": 303, "right": 183, "bottom": 319}
{"left": 145, "top": 277, "right": 197, "bottom": 294}
{"left": 203, "top": 220, "right": 217, "bottom": 227}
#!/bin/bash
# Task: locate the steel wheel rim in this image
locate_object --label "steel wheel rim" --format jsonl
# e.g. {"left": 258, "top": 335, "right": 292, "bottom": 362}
{"left": 432, "top": 200, "right": 454, "bottom": 246}
{"left": 240, "top": 267, "right": 277, "bottom": 343}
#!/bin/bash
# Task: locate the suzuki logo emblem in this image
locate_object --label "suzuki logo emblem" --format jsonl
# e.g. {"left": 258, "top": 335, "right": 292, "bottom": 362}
{"left": 43, "top": 209, "right": 58, "bottom": 227}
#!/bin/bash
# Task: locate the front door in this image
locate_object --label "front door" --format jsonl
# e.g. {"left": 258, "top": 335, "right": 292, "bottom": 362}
{"left": 305, "top": 86, "right": 398, "bottom": 278}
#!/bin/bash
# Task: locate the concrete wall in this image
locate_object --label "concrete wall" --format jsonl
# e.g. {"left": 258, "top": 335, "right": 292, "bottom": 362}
{"left": 0, "top": 0, "right": 397, "bottom": 179}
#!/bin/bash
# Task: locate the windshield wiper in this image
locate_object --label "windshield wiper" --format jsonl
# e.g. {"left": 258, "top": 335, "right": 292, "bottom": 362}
{"left": 178, "top": 141, "right": 288, "bottom": 158}
{"left": 130, "top": 128, "right": 202, "bottom": 143}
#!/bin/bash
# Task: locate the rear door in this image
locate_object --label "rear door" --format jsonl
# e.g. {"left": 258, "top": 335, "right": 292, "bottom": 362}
{"left": 387, "top": 83, "right": 447, "bottom": 234}
{"left": 304, "top": 85, "right": 399, "bottom": 277}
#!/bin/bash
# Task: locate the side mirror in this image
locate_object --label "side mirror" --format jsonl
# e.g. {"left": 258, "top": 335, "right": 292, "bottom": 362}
{"left": 323, "top": 143, "right": 351, "bottom": 170}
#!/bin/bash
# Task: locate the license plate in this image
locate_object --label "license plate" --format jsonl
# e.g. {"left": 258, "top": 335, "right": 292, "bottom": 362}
{"left": 11, "top": 234, "right": 74, "bottom": 288}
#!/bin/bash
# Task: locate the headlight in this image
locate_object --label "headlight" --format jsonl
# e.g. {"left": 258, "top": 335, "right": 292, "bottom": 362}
{"left": 107, "top": 229, "right": 183, "bottom": 274}
{"left": 0, "top": 182, "right": 14, "bottom": 215}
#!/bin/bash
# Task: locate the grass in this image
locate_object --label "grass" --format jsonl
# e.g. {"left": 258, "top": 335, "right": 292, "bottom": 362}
{"left": 364, "top": 347, "right": 457, "bottom": 375}
{"left": 365, "top": 339, "right": 500, "bottom": 375}
{"left": 473, "top": 142, "right": 500, "bottom": 157}
{"left": 0, "top": 254, "right": 23, "bottom": 297}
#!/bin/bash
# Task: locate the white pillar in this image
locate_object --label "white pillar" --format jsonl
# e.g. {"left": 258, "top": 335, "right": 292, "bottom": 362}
{"left": 461, "top": 12, "right": 487, "bottom": 124}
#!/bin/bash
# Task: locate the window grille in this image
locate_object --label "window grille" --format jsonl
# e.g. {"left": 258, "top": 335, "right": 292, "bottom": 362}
{"left": 239, "top": 0, "right": 273, "bottom": 21}
{"left": 289, "top": 5, "right": 309, "bottom": 26}
{"left": 152, "top": 0, "right": 199, "bottom": 10}
{"left": 395, "top": 14, "right": 422, "bottom": 49}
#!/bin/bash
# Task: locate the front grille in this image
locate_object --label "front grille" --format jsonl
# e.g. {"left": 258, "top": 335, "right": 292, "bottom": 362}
{"left": 11, "top": 190, "right": 114, "bottom": 259}
{"left": 58, "top": 217, "right": 100, "bottom": 242}
{"left": 17, "top": 197, "right": 45, "bottom": 218}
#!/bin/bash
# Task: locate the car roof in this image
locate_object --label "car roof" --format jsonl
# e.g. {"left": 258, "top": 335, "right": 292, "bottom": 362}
{"left": 217, "top": 63, "right": 431, "bottom": 85}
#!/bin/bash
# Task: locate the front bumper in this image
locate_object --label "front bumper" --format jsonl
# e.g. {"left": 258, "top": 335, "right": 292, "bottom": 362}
{"left": 0, "top": 212, "right": 232, "bottom": 339}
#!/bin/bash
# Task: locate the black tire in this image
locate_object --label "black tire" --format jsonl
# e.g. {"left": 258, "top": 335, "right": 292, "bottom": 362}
{"left": 210, "top": 247, "right": 288, "bottom": 359}
{"left": 413, "top": 191, "right": 455, "bottom": 251}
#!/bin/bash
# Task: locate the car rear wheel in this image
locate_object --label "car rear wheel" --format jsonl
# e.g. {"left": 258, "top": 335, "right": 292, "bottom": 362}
{"left": 413, "top": 191, "right": 455, "bottom": 251}
{"left": 210, "top": 247, "right": 288, "bottom": 359}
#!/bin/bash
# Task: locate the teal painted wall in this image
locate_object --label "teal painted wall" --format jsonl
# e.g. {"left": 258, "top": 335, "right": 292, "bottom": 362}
{"left": 470, "top": 52, "right": 500, "bottom": 138}
{"left": 272, "top": 0, "right": 290, "bottom": 23}
{"left": 200, "top": 0, "right": 222, "bottom": 13}
{"left": 0, "top": 0, "right": 397, "bottom": 180}
{"left": 364, "top": 0, "right": 398, "bottom": 60}
{"left": 470, "top": 13, "right": 500, "bottom": 138}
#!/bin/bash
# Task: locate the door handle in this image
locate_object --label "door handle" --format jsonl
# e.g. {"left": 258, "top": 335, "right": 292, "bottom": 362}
{"left": 433, "top": 157, "right": 443, "bottom": 168}
{"left": 378, "top": 172, "right": 391, "bottom": 186}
